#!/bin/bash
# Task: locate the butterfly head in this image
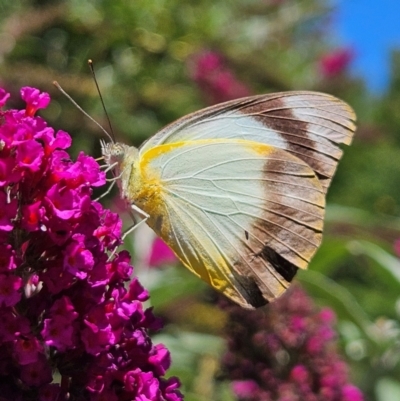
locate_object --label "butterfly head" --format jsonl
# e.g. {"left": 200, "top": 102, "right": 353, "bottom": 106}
{"left": 100, "top": 139, "right": 139, "bottom": 199}
{"left": 101, "top": 139, "right": 128, "bottom": 166}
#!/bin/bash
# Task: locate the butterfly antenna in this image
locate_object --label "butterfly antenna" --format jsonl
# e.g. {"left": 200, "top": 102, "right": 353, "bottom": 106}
{"left": 88, "top": 59, "right": 116, "bottom": 143}
{"left": 53, "top": 81, "right": 114, "bottom": 143}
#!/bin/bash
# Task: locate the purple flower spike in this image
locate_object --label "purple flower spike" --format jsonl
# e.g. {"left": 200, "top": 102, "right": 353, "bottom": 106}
{"left": 0, "top": 87, "right": 183, "bottom": 401}
{"left": 222, "top": 286, "right": 364, "bottom": 401}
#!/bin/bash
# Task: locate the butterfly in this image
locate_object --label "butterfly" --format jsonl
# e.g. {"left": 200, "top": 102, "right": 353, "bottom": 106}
{"left": 101, "top": 91, "right": 356, "bottom": 309}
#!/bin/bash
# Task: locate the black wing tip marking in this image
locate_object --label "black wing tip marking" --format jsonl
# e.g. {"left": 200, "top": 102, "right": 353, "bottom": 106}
{"left": 259, "top": 245, "right": 299, "bottom": 282}
{"left": 229, "top": 245, "right": 299, "bottom": 308}
{"left": 231, "top": 270, "right": 269, "bottom": 308}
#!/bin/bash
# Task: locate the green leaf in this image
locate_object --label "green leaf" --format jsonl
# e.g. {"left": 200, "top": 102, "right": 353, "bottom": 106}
{"left": 348, "top": 240, "right": 400, "bottom": 284}
{"left": 310, "top": 237, "right": 352, "bottom": 275}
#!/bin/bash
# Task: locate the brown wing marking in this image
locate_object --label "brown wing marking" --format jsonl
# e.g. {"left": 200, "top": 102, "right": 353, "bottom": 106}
{"left": 238, "top": 93, "right": 355, "bottom": 191}
{"left": 230, "top": 148, "right": 325, "bottom": 304}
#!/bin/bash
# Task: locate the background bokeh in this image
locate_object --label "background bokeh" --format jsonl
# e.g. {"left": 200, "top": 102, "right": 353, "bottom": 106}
{"left": 1, "top": 1, "right": 400, "bottom": 400}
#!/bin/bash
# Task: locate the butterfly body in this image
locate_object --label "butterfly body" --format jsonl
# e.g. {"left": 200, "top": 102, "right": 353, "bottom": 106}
{"left": 102, "top": 92, "right": 356, "bottom": 309}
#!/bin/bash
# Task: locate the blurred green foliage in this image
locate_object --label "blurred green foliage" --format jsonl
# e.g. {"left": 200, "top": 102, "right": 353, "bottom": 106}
{"left": 2, "top": 1, "right": 400, "bottom": 400}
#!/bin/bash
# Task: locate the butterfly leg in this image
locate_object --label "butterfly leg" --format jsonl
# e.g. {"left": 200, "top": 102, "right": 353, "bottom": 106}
{"left": 122, "top": 204, "right": 150, "bottom": 240}
{"left": 102, "top": 161, "right": 119, "bottom": 174}
{"left": 95, "top": 179, "right": 116, "bottom": 201}
{"left": 107, "top": 204, "right": 150, "bottom": 261}
{"left": 95, "top": 171, "right": 123, "bottom": 201}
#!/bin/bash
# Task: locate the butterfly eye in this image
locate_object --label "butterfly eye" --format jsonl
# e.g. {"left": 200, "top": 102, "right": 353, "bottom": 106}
{"left": 111, "top": 145, "right": 125, "bottom": 158}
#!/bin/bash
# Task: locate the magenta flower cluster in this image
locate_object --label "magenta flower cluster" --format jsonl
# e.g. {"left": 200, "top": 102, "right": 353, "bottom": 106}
{"left": 0, "top": 87, "right": 182, "bottom": 401}
{"left": 319, "top": 48, "right": 353, "bottom": 78}
{"left": 190, "top": 50, "right": 251, "bottom": 104}
{"left": 221, "top": 286, "right": 364, "bottom": 401}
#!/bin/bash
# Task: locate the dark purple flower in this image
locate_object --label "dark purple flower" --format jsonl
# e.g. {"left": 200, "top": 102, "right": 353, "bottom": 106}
{"left": 41, "top": 316, "right": 74, "bottom": 347}
{"left": 0, "top": 310, "right": 30, "bottom": 342}
{"left": 0, "top": 192, "right": 17, "bottom": 231}
{"left": 0, "top": 86, "right": 183, "bottom": 401}
{"left": 20, "top": 354, "right": 53, "bottom": 387}
{"left": 124, "top": 369, "right": 159, "bottom": 399}
{"left": 148, "top": 343, "right": 171, "bottom": 376}
{"left": 63, "top": 233, "right": 95, "bottom": 279}
{"left": 41, "top": 297, "right": 78, "bottom": 352}
{"left": 222, "top": 286, "right": 364, "bottom": 401}
{"left": 0, "top": 273, "right": 22, "bottom": 306}
{"left": 127, "top": 277, "right": 149, "bottom": 302}
{"left": 0, "top": 244, "right": 16, "bottom": 271}
{"left": 38, "top": 384, "right": 63, "bottom": 401}
{"left": 14, "top": 335, "right": 42, "bottom": 365}
{"left": 21, "top": 201, "right": 44, "bottom": 232}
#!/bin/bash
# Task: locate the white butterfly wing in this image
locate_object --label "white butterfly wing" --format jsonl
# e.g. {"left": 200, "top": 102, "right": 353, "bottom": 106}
{"left": 139, "top": 92, "right": 356, "bottom": 192}
{"left": 130, "top": 139, "right": 325, "bottom": 308}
